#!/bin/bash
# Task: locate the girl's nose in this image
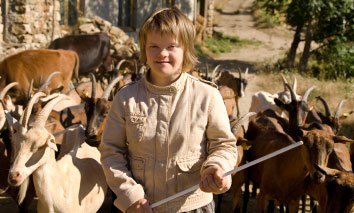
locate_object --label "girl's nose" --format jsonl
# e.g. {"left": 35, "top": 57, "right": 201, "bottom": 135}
{"left": 158, "top": 48, "right": 169, "bottom": 57}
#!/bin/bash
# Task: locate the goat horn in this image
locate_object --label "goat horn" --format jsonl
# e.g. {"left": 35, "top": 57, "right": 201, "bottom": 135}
{"left": 134, "top": 59, "right": 138, "bottom": 75}
{"left": 33, "top": 94, "right": 69, "bottom": 129}
{"left": 316, "top": 96, "right": 331, "bottom": 117}
{"left": 138, "top": 65, "right": 145, "bottom": 75}
{"left": 101, "top": 75, "right": 124, "bottom": 100}
{"left": 244, "top": 68, "right": 249, "bottom": 79}
{"left": 19, "top": 92, "right": 46, "bottom": 129}
{"left": 335, "top": 99, "right": 347, "bottom": 119}
{"left": 285, "top": 83, "right": 296, "bottom": 102}
{"left": 115, "top": 59, "right": 127, "bottom": 71}
{"left": 40, "top": 93, "right": 61, "bottom": 102}
{"left": 37, "top": 71, "right": 61, "bottom": 93}
{"left": 27, "top": 79, "right": 34, "bottom": 101}
{"left": 280, "top": 73, "right": 288, "bottom": 91}
{"left": 211, "top": 64, "right": 220, "bottom": 81}
{"left": 238, "top": 67, "right": 242, "bottom": 78}
{"left": 0, "top": 82, "right": 19, "bottom": 100}
{"left": 231, "top": 112, "right": 257, "bottom": 134}
{"left": 89, "top": 73, "right": 97, "bottom": 99}
{"left": 303, "top": 86, "right": 317, "bottom": 102}
{"left": 293, "top": 77, "right": 297, "bottom": 94}
{"left": 0, "top": 103, "right": 5, "bottom": 130}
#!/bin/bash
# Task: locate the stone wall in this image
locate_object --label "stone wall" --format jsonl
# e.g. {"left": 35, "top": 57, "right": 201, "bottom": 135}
{"left": 0, "top": 1, "right": 3, "bottom": 54}
{"left": 205, "top": 0, "right": 214, "bottom": 38}
{"left": 1, "top": 0, "right": 61, "bottom": 58}
{"left": 0, "top": 0, "right": 212, "bottom": 60}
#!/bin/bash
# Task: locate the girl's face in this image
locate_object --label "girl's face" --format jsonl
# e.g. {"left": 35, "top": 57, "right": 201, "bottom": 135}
{"left": 146, "top": 31, "right": 184, "bottom": 86}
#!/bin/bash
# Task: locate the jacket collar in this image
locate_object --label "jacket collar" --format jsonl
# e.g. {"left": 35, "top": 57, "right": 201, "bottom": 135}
{"left": 143, "top": 71, "right": 187, "bottom": 95}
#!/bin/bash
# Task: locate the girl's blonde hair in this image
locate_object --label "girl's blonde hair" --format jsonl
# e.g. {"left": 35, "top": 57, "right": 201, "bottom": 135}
{"left": 138, "top": 6, "right": 198, "bottom": 72}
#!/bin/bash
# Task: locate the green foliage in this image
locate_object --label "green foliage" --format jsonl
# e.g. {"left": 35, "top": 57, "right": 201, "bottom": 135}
{"left": 205, "top": 31, "right": 260, "bottom": 54}
{"left": 257, "top": 0, "right": 354, "bottom": 78}
{"left": 194, "top": 44, "right": 208, "bottom": 58}
{"left": 253, "top": 0, "right": 285, "bottom": 28}
{"left": 311, "top": 39, "right": 354, "bottom": 80}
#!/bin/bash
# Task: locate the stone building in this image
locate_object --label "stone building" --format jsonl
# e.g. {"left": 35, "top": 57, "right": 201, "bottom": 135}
{"left": 0, "top": 0, "right": 214, "bottom": 58}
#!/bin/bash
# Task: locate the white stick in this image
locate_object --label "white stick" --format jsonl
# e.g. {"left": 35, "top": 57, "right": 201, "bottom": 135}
{"left": 150, "top": 141, "right": 303, "bottom": 209}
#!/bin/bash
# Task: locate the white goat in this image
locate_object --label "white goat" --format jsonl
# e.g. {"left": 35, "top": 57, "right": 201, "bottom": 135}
{"left": 248, "top": 74, "right": 302, "bottom": 121}
{"left": 6, "top": 93, "right": 107, "bottom": 213}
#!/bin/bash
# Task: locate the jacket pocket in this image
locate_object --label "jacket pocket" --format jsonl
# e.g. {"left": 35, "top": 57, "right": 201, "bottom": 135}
{"left": 130, "top": 156, "right": 145, "bottom": 184}
{"left": 126, "top": 114, "right": 146, "bottom": 143}
{"left": 176, "top": 156, "right": 205, "bottom": 192}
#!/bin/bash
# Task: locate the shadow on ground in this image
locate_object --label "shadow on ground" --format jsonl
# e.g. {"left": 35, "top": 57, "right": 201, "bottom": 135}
{"left": 197, "top": 57, "right": 259, "bottom": 74}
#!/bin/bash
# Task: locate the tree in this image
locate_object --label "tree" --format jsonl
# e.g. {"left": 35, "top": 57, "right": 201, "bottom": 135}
{"left": 258, "top": 0, "right": 354, "bottom": 73}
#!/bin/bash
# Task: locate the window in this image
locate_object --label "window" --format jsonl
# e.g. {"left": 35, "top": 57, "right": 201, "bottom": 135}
{"left": 197, "top": 0, "right": 206, "bottom": 16}
{"left": 162, "top": 0, "right": 174, "bottom": 7}
{"left": 59, "top": 0, "right": 81, "bottom": 26}
{"left": 118, "top": 0, "right": 136, "bottom": 31}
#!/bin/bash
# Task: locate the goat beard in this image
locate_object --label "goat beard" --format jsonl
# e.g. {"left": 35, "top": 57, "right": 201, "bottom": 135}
{"left": 18, "top": 176, "right": 29, "bottom": 204}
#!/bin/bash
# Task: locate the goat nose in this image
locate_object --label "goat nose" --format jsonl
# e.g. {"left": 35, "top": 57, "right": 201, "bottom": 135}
{"left": 9, "top": 171, "right": 19, "bottom": 179}
{"left": 313, "top": 171, "right": 325, "bottom": 184}
{"left": 8, "top": 171, "right": 20, "bottom": 185}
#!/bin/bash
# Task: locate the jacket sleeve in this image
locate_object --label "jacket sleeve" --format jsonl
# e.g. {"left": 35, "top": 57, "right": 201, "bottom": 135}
{"left": 99, "top": 92, "right": 145, "bottom": 211}
{"left": 202, "top": 87, "right": 238, "bottom": 193}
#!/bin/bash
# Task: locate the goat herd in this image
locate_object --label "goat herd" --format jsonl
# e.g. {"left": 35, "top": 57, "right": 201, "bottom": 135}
{"left": 0, "top": 32, "right": 353, "bottom": 213}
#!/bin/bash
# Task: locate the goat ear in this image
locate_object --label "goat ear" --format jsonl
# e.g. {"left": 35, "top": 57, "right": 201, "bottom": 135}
{"left": 274, "top": 98, "right": 285, "bottom": 109}
{"left": 297, "top": 128, "right": 307, "bottom": 137}
{"left": 5, "top": 110, "right": 21, "bottom": 131}
{"left": 332, "top": 135, "right": 354, "bottom": 144}
{"left": 46, "top": 135, "right": 58, "bottom": 152}
{"left": 339, "top": 111, "right": 353, "bottom": 121}
{"left": 314, "top": 163, "right": 340, "bottom": 177}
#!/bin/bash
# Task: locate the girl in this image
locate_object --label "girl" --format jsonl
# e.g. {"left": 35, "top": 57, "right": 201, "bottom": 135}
{"left": 100, "top": 6, "right": 237, "bottom": 213}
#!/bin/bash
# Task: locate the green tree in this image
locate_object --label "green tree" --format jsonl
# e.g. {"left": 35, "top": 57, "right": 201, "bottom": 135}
{"left": 258, "top": 0, "right": 354, "bottom": 73}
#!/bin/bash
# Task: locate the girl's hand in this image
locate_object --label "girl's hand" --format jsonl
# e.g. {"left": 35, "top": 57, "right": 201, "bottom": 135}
{"left": 126, "top": 198, "right": 153, "bottom": 213}
{"left": 199, "top": 166, "right": 229, "bottom": 194}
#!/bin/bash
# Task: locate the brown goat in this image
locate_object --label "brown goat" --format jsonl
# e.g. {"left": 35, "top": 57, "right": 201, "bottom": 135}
{"left": 212, "top": 66, "right": 249, "bottom": 118}
{"left": 80, "top": 74, "right": 123, "bottom": 147}
{"left": 306, "top": 164, "right": 354, "bottom": 213}
{"left": 0, "top": 49, "right": 79, "bottom": 105}
{"left": 245, "top": 83, "right": 353, "bottom": 212}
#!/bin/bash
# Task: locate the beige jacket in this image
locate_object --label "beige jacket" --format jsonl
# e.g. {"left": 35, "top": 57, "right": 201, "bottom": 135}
{"left": 100, "top": 72, "right": 237, "bottom": 212}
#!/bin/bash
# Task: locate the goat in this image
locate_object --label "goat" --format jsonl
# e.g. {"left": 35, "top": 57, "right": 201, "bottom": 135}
{"left": 0, "top": 49, "right": 79, "bottom": 105}
{"left": 80, "top": 74, "right": 123, "bottom": 146}
{"left": 212, "top": 66, "right": 249, "bottom": 118}
{"left": 0, "top": 99, "right": 36, "bottom": 212}
{"left": 306, "top": 164, "right": 354, "bottom": 213}
{"left": 215, "top": 112, "right": 256, "bottom": 213}
{"left": 244, "top": 82, "right": 352, "bottom": 212}
{"left": 6, "top": 94, "right": 107, "bottom": 213}
{"left": 248, "top": 73, "right": 301, "bottom": 121}
{"left": 219, "top": 85, "right": 236, "bottom": 117}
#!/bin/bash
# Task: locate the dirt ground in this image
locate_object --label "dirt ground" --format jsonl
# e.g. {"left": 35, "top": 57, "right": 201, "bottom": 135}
{"left": 0, "top": 0, "right": 317, "bottom": 212}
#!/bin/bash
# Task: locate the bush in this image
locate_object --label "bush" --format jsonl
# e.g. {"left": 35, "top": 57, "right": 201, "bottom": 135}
{"left": 311, "top": 39, "right": 354, "bottom": 80}
{"left": 204, "top": 31, "right": 259, "bottom": 54}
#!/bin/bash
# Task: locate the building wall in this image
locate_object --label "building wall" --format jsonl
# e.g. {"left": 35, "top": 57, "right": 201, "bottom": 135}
{"left": 84, "top": 0, "right": 119, "bottom": 26}
{"left": 84, "top": 0, "right": 196, "bottom": 40}
{"left": 0, "top": 0, "right": 213, "bottom": 58}
{"left": 0, "top": 0, "right": 61, "bottom": 58}
{"left": 0, "top": 1, "right": 3, "bottom": 53}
